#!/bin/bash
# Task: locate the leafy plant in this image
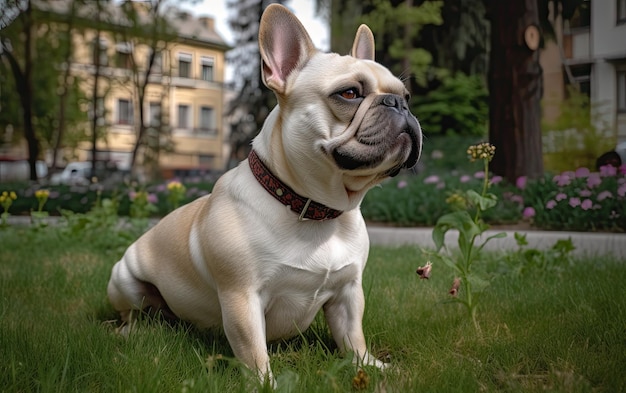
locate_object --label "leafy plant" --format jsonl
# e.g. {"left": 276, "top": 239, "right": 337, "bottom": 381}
{"left": 500, "top": 232, "right": 576, "bottom": 276}
{"left": 425, "top": 143, "right": 506, "bottom": 330}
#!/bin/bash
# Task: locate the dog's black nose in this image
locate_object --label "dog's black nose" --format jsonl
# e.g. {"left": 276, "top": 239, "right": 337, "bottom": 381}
{"left": 379, "top": 94, "right": 408, "bottom": 113}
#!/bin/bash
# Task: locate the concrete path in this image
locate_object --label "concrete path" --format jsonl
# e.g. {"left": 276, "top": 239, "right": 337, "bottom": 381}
{"left": 367, "top": 226, "right": 626, "bottom": 259}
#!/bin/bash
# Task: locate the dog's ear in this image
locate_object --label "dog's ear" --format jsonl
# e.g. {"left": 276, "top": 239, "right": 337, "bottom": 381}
{"left": 259, "top": 4, "right": 317, "bottom": 95}
{"left": 350, "top": 25, "right": 375, "bottom": 61}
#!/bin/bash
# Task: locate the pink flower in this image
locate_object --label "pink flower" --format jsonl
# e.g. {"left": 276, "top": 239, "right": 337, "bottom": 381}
{"left": 436, "top": 182, "right": 446, "bottom": 190}
{"left": 474, "top": 171, "right": 485, "bottom": 179}
{"left": 523, "top": 206, "right": 535, "bottom": 218}
{"left": 510, "top": 194, "right": 524, "bottom": 205}
{"left": 546, "top": 200, "right": 557, "bottom": 209}
{"left": 579, "top": 189, "right": 592, "bottom": 197}
{"left": 569, "top": 197, "right": 581, "bottom": 208}
{"left": 147, "top": 193, "right": 158, "bottom": 204}
{"left": 555, "top": 192, "right": 567, "bottom": 201}
{"left": 553, "top": 174, "right": 571, "bottom": 187}
{"left": 460, "top": 175, "right": 471, "bottom": 183}
{"left": 423, "top": 175, "right": 439, "bottom": 184}
{"left": 620, "top": 165, "right": 626, "bottom": 175}
{"left": 599, "top": 165, "right": 618, "bottom": 177}
{"left": 618, "top": 183, "right": 626, "bottom": 198}
{"left": 580, "top": 199, "right": 593, "bottom": 210}
{"left": 597, "top": 190, "right": 613, "bottom": 201}
{"left": 575, "top": 167, "right": 590, "bottom": 178}
{"left": 397, "top": 180, "right": 408, "bottom": 189}
{"left": 128, "top": 191, "right": 137, "bottom": 201}
{"left": 490, "top": 175, "right": 503, "bottom": 185}
{"left": 586, "top": 173, "right": 602, "bottom": 188}
{"left": 516, "top": 176, "right": 527, "bottom": 189}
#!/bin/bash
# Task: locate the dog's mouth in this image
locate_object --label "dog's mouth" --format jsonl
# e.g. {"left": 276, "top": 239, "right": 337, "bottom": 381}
{"left": 332, "top": 113, "right": 421, "bottom": 177}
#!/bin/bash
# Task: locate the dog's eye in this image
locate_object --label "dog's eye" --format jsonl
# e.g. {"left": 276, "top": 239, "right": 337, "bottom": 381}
{"left": 340, "top": 88, "right": 360, "bottom": 100}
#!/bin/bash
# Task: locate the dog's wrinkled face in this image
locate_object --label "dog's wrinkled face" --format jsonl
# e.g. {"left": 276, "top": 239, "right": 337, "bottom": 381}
{"left": 278, "top": 54, "right": 422, "bottom": 193}
{"left": 258, "top": 7, "right": 422, "bottom": 208}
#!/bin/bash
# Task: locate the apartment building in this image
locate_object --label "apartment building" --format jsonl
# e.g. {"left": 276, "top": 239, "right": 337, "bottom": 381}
{"left": 44, "top": 1, "right": 230, "bottom": 177}
{"left": 542, "top": 0, "right": 626, "bottom": 142}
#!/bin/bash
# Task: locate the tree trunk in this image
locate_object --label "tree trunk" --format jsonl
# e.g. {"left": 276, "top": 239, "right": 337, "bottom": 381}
{"left": 488, "top": 0, "right": 544, "bottom": 183}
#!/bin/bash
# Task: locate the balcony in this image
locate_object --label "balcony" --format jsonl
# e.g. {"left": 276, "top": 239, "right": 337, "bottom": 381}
{"left": 563, "top": 28, "right": 591, "bottom": 65}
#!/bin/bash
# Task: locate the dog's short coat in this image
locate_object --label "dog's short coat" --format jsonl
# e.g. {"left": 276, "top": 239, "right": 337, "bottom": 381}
{"left": 107, "top": 3, "right": 422, "bottom": 383}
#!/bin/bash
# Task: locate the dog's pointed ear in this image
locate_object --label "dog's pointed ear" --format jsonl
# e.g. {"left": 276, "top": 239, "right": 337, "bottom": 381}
{"left": 350, "top": 25, "right": 375, "bottom": 61}
{"left": 259, "top": 4, "right": 317, "bottom": 94}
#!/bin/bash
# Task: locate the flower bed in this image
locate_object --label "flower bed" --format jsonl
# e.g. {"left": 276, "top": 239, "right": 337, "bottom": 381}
{"left": 1, "top": 163, "right": 624, "bottom": 233}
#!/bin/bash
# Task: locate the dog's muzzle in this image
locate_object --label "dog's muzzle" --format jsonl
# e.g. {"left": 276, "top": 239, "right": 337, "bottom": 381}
{"left": 332, "top": 94, "right": 421, "bottom": 176}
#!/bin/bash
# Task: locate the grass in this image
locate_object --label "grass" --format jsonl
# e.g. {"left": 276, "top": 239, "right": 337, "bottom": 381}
{"left": 1, "top": 226, "right": 625, "bottom": 392}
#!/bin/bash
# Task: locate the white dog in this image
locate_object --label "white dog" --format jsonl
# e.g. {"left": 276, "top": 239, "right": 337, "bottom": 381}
{"left": 107, "top": 3, "right": 422, "bottom": 383}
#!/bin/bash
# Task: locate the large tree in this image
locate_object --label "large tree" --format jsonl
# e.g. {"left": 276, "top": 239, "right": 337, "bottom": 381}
{"left": 487, "top": 0, "right": 544, "bottom": 182}
{"left": 226, "top": 0, "right": 288, "bottom": 164}
{"left": 0, "top": 0, "right": 39, "bottom": 180}
{"left": 113, "top": 0, "right": 179, "bottom": 177}
{"left": 1, "top": 0, "right": 89, "bottom": 179}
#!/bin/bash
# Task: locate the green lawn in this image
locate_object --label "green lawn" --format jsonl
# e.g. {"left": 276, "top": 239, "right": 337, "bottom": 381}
{"left": 1, "top": 226, "right": 625, "bottom": 392}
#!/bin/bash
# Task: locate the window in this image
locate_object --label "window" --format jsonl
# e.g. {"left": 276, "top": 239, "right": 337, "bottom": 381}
{"left": 116, "top": 42, "right": 132, "bottom": 69}
{"left": 199, "top": 154, "right": 215, "bottom": 167}
{"left": 201, "top": 56, "right": 214, "bottom": 81}
{"left": 199, "top": 106, "right": 215, "bottom": 133}
{"left": 619, "top": 0, "right": 626, "bottom": 24}
{"left": 92, "top": 38, "right": 108, "bottom": 67}
{"left": 149, "top": 102, "right": 161, "bottom": 127}
{"left": 618, "top": 70, "right": 626, "bottom": 113}
{"left": 117, "top": 99, "right": 133, "bottom": 125}
{"left": 178, "top": 104, "right": 190, "bottom": 129}
{"left": 178, "top": 53, "right": 192, "bottom": 78}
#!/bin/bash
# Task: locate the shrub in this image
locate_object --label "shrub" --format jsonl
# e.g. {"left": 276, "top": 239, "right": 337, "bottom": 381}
{"left": 414, "top": 72, "right": 488, "bottom": 136}
{"left": 521, "top": 165, "right": 626, "bottom": 232}
{"left": 542, "top": 87, "right": 616, "bottom": 173}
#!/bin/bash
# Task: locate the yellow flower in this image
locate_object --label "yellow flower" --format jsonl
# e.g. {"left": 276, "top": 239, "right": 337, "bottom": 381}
{"left": 10, "top": 191, "right": 17, "bottom": 200}
{"left": 445, "top": 192, "right": 467, "bottom": 210}
{"left": 167, "top": 181, "right": 185, "bottom": 192}
{"left": 35, "top": 189, "right": 50, "bottom": 199}
{"left": 467, "top": 142, "right": 496, "bottom": 162}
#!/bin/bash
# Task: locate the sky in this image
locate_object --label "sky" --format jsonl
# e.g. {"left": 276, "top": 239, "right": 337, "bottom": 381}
{"left": 181, "top": 0, "right": 330, "bottom": 50}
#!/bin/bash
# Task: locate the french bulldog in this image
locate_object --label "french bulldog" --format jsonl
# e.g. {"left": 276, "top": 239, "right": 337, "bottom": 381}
{"left": 107, "top": 3, "right": 421, "bottom": 384}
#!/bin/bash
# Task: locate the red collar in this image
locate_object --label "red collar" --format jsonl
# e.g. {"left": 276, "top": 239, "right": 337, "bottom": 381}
{"left": 248, "top": 149, "right": 343, "bottom": 221}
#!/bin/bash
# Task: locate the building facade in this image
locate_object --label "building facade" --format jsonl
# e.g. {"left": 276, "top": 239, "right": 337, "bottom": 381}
{"left": 542, "top": 0, "right": 626, "bottom": 142}
{"left": 16, "top": 1, "right": 230, "bottom": 179}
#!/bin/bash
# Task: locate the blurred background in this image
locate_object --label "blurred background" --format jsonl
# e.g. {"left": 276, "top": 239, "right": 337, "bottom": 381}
{"left": 1, "top": 0, "right": 625, "bottom": 185}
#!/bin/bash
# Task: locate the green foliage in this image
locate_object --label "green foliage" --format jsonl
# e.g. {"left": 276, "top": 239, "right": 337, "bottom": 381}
{"left": 0, "top": 2, "right": 89, "bottom": 155}
{"left": 359, "top": 0, "right": 443, "bottom": 86}
{"left": 414, "top": 72, "right": 488, "bottom": 136}
{"left": 542, "top": 86, "right": 616, "bottom": 172}
{"left": 500, "top": 233, "right": 576, "bottom": 276}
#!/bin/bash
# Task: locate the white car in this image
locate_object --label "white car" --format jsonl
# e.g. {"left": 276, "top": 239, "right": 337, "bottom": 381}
{"left": 50, "top": 162, "right": 92, "bottom": 186}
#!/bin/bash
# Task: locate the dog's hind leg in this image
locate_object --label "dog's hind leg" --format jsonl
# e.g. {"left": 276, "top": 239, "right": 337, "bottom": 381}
{"left": 107, "top": 257, "right": 176, "bottom": 334}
